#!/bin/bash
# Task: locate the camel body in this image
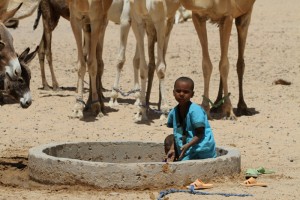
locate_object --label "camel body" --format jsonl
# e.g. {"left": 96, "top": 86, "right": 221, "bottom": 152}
{"left": 180, "top": 0, "right": 256, "bottom": 119}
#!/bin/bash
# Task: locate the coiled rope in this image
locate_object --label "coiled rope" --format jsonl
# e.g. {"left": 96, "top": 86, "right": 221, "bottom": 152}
{"left": 157, "top": 187, "right": 253, "bottom": 200}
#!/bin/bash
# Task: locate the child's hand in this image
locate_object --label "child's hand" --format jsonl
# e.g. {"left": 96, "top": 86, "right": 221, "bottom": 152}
{"left": 179, "top": 144, "right": 189, "bottom": 159}
{"left": 165, "top": 150, "right": 175, "bottom": 162}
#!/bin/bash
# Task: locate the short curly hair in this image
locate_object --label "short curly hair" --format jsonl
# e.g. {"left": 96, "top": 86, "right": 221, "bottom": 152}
{"left": 174, "top": 76, "right": 194, "bottom": 91}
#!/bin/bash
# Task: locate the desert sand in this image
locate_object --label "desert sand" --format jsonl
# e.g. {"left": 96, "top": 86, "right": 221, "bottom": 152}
{"left": 0, "top": 0, "right": 299, "bottom": 199}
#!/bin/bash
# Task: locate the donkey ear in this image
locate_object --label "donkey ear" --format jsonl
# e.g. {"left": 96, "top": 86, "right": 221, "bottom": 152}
{"left": 24, "top": 46, "right": 39, "bottom": 64}
{"left": 18, "top": 47, "right": 30, "bottom": 61}
{"left": 0, "top": 3, "right": 23, "bottom": 23}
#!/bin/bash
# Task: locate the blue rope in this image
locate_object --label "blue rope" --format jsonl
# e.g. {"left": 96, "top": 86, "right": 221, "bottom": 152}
{"left": 157, "top": 186, "right": 253, "bottom": 200}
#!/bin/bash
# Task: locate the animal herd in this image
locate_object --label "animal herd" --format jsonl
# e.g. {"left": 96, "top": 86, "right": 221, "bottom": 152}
{"left": 0, "top": 0, "right": 256, "bottom": 122}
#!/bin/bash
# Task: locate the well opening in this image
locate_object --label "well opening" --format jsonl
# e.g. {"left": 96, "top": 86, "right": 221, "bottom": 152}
{"left": 42, "top": 142, "right": 228, "bottom": 163}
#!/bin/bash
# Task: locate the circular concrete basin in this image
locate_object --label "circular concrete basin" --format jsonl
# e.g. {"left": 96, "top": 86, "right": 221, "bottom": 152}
{"left": 28, "top": 142, "right": 240, "bottom": 189}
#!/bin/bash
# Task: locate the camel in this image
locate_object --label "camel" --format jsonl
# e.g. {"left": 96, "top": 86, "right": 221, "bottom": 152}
{"left": 131, "top": 0, "right": 180, "bottom": 121}
{"left": 68, "top": 0, "right": 112, "bottom": 119}
{"left": 33, "top": 0, "right": 70, "bottom": 91}
{"left": 179, "top": 0, "right": 256, "bottom": 119}
{"left": 0, "top": 3, "right": 23, "bottom": 81}
{"left": 0, "top": 46, "right": 39, "bottom": 108}
{"left": 31, "top": 0, "right": 171, "bottom": 120}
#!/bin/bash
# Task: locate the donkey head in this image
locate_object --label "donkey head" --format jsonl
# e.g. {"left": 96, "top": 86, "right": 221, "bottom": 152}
{"left": 0, "top": 3, "right": 23, "bottom": 80}
{"left": 4, "top": 46, "right": 39, "bottom": 108}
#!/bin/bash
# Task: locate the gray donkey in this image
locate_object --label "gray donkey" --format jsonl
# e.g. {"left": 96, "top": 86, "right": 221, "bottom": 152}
{"left": 0, "top": 46, "right": 39, "bottom": 108}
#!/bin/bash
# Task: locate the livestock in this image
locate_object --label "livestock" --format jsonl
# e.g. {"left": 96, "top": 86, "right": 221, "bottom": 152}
{"left": 131, "top": 0, "right": 180, "bottom": 121}
{"left": 0, "top": 3, "right": 23, "bottom": 81}
{"left": 0, "top": 46, "right": 39, "bottom": 108}
{"left": 68, "top": 0, "right": 113, "bottom": 119}
{"left": 180, "top": 0, "right": 256, "bottom": 119}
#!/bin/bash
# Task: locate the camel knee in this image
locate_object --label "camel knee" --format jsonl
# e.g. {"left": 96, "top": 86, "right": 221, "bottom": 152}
{"left": 116, "top": 58, "right": 125, "bottom": 70}
{"left": 156, "top": 64, "right": 166, "bottom": 79}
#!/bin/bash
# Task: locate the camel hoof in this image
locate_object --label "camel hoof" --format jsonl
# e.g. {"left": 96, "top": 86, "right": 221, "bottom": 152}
{"left": 236, "top": 107, "right": 253, "bottom": 116}
{"left": 42, "top": 84, "right": 51, "bottom": 91}
{"left": 159, "top": 114, "right": 167, "bottom": 121}
{"left": 134, "top": 112, "right": 142, "bottom": 122}
{"left": 134, "top": 112, "right": 148, "bottom": 122}
{"left": 134, "top": 99, "right": 141, "bottom": 106}
{"left": 71, "top": 101, "right": 85, "bottom": 119}
{"left": 91, "top": 102, "right": 101, "bottom": 116}
{"left": 98, "top": 112, "right": 104, "bottom": 118}
{"left": 52, "top": 85, "right": 62, "bottom": 91}
{"left": 108, "top": 98, "right": 119, "bottom": 107}
{"left": 222, "top": 114, "right": 237, "bottom": 121}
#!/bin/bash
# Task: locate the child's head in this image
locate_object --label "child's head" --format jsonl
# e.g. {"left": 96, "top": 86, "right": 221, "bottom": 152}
{"left": 173, "top": 77, "right": 194, "bottom": 104}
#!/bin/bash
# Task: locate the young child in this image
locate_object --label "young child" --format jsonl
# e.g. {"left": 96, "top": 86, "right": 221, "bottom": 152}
{"left": 165, "top": 76, "right": 217, "bottom": 161}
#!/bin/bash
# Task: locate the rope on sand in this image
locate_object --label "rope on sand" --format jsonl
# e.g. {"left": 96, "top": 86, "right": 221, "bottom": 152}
{"left": 113, "top": 87, "right": 140, "bottom": 97}
{"left": 157, "top": 187, "right": 253, "bottom": 200}
{"left": 202, "top": 93, "right": 231, "bottom": 108}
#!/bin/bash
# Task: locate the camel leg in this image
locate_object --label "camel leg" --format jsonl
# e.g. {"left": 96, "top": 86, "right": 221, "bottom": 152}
{"left": 70, "top": 15, "right": 86, "bottom": 119}
{"left": 151, "top": 8, "right": 168, "bottom": 120}
{"left": 132, "top": 42, "right": 141, "bottom": 106}
{"left": 86, "top": 17, "right": 103, "bottom": 117}
{"left": 38, "top": 32, "right": 51, "bottom": 90}
{"left": 95, "top": 19, "right": 108, "bottom": 116}
{"left": 145, "top": 21, "right": 156, "bottom": 108}
{"left": 159, "top": 16, "right": 175, "bottom": 117}
{"left": 219, "top": 16, "right": 235, "bottom": 119}
{"left": 235, "top": 9, "right": 254, "bottom": 116}
{"left": 131, "top": 15, "right": 148, "bottom": 121}
{"left": 44, "top": 30, "right": 60, "bottom": 91}
{"left": 192, "top": 13, "right": 213, "bottom": 119}
{"left": 39, "top": 1, "right": 60, "bottom": 91}
{"left": 109, "top": 1, "right": 131, "bottom": 107}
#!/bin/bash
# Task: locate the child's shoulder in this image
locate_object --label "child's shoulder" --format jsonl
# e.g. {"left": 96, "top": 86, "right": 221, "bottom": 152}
{"left": 189, "top": 102, "right": 207, "bottom": 116}
{"left": 190, "top": 102, "right": 204, "bottom": 110}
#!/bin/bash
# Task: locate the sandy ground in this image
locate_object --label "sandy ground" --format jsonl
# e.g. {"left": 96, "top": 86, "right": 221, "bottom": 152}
{"left": 0, "top": 0, "right": 299, "bottom": 199}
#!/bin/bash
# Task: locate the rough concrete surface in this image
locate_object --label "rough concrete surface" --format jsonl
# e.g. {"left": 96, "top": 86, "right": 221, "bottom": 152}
{"left": 28, "top": 142, "right": 240, "bottom": 189}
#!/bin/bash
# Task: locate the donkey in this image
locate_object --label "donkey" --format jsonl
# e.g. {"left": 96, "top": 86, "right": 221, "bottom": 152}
{"left": 0, "top": 3, "right": 23, "bottom": 81}
{"left": 0, "top": 46, "right": 39, "bottom": 108}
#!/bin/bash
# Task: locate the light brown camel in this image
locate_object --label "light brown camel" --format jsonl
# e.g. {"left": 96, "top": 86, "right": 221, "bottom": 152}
{"left": 0, "top": 3, "right": 23, "bottom": 81}
{"left": 68, "top": 0, "right": 112, "bottom": 119}
{"left": 33, "top": 0, "right": 127, "bottom": 93}
{"left": 131, "top": 0, "right": 180, "bottom": 121}
{"left": 179, "top": 0, "right": 256, "bottom": 119}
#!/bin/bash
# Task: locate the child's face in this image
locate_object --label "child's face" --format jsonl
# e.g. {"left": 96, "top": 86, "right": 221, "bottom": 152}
{"left": 173, "top": 80, "right": 194, "bottom": 105}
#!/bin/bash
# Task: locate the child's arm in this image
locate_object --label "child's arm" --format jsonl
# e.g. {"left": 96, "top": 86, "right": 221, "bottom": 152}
{"left": 179, "top": 127, "right": 204, "bottom": 160}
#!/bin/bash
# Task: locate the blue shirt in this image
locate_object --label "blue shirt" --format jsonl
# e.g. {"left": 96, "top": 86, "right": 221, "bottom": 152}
{"left": 167, "top": 102, "right": 216, "bottom": 161}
